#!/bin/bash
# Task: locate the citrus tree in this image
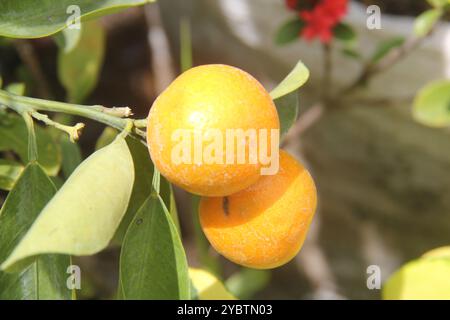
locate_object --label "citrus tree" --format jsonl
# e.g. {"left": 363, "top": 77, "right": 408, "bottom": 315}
{"left": 0, "top": 1, "right": 313, "bottom": 299}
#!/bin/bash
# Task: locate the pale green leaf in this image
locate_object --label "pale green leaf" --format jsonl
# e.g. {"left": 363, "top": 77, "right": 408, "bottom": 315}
{"left": 427, "top": 0, "right": 448, "bottom": 9}
{"left": 370, "top": 37, "right": 405, "bottom": 64}
{"left": 270, "top": 60, "right": 310, "bottom": 100}
{"left": 1, "top": 135, "right": 134, "bottom": 271}
{"left": 383, "top": 257, "right": 450, "bottom": 300}
{"left": 414, "top": 9, "right": 442, "bottom": 37}
{"left": 95, "top": 127, "right": 118, "bottom": 150}
{"left": 119, "top": 193, "right": 190, "bottom": 299}
{"left": 190, "top": 268, "right": 236, "bottom": 300}
{"left": 59, "top": 135, "right": 82, "bottom": 179}
{"left": 412, "top": 80, "right": 450, "bottom": 127}
{"left": 0, "top": 159, "right": 24, "bottom": 191}
{"left": 58, "top": 20, "right": 105, "bottom": 103}
{"left": 0, "top": 163, "right": 72, "bottom": 299}
{"left": 0, "top": 0, "right": 154, "bottom": 39}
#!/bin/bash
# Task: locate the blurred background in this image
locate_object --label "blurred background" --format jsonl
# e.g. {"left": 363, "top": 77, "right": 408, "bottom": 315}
{"left": 1, "top": 0, "right": 449, "bottom": 299}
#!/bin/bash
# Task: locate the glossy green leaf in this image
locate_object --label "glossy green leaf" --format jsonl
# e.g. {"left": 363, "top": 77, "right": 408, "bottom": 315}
{"left": 112, "top": 137, "right": 153, "bottom": 244}
{"left": 370, "top": 37, "right": 405, "bottom": 64}
{"left": 274, "top": 19, "right": 304, "bottom": 45}
{"left": 58, "top": 20, "right": 105, "bottom": 103}
{"left": 1, "top": 135, "right": 134, "bottom": 271}
{"left": 275, "top": 91, "right": 299, "bottom": 138}
{"left": 0, "top": 163, "right": 72, "bottom": 299}
{"left": 119, "top": 193, "right": 190, "bottom": 299}
{"left": 383, "top": 257, "right": 450, "bottom": 300}
{"left": 270, "top": 60, "right": 309, "bottom": 100}
{"left": 414, "top": 9, "right": 442, "bottom": 37}
{"left": 0, "top": 0, "right": 154, "bottom": 39}
{"left": 0, "top": 159, "right": 24, "bottom": 191}
{"left": 333, "top": 22, "right": 356, "bottom": 42}
{"left": 0, "top": 113, "right": 61, "bottom": 176}
{"left": 412, "top": 80, "right": 450, "bottom": 127}
{"left": 190, "top": 268, "right": 235, "bottom": 300}
{"left": 226, "top": 268, "right": 270, "bottom": 300}
{"left": 59, "top": 135, "right": 82, "bottom": 179}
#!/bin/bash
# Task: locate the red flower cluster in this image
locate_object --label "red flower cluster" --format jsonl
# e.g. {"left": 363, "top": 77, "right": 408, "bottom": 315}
{"left": 284, "top": 0, "right": 348, "bottom": 43}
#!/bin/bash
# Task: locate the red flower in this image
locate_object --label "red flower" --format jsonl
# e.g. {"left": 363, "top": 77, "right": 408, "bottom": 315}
{"left": 285, "top": 0, "right": 299, "bottom": 11}
{"left": 299, "top": 0, "right": 348, "bottom": 43}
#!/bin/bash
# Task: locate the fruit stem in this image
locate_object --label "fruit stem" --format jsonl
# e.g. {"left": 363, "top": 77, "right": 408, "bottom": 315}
{"left": 0, "top": 88, "right": 145, "bottom": 143}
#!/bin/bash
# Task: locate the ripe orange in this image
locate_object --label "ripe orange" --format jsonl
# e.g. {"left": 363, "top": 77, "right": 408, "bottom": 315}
{"left": 147, "top": 64, "right": 280, "bottom": 196}
{"left": 199, "top": 150, "right": 317, "bottom": 269}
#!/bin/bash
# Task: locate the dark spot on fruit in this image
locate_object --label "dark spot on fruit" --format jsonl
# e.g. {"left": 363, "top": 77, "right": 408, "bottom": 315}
{"left": 222, "top": 197, "right": 229, "bottom": 216}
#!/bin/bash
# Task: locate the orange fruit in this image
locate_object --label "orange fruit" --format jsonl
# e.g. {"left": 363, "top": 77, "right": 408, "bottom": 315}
{"left": 147, "top": 64, "right": 280, "bottom": 196}
{"left": 199, "top": 150, "right": 317, "bottom": 269}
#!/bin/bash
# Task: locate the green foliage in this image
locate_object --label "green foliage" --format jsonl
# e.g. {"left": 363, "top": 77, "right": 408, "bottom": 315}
{"left": 118, "top": 192, "right": 190, "bottom": 299}
{"left": 370, "top": 37, "right": 405, "bottom": 64}
{"left": 190, "top": 268, "right": 235, "bottom": 300}
{"left": 0, "top": 112, "right": 61, "bottom": 176}
{"left": 275, "top": 92, "right": 299, "bottom": 138}
{"left": 412, "top": 80, "right": 450, "bottom": 127}
{"left": 270, "top": 60, "right": 309, "bottom": 100}
{"left": 333, "top": 22, "right": 357, "bottom": 43}
{"left": 57, "top": 20, "right": 105, "bottom": 103}
{"left": 0, "top": 163, "right": 72, "bottom": 299}
{"left": 274, "top": 19, "right": 304, "bottom": 45}
{"left": 0, "top": 159, "right": 23, "bottom": 191}
{"left": 0, "top": 136, "right": 134, "bottom": 271}
{"left": 0, "top": 0, "right": 154, "bottom": 38}
{"left": 383, "top": 251, "right": 450, "bottom": 300}
{"left": 59, "top": 135, "right": 83, "bottom": 179}
{"left": 226, "top": 268, "right": 270, "bottom": 300}
{"left": 414, "top": 9, "right": 442, "bottom": 37}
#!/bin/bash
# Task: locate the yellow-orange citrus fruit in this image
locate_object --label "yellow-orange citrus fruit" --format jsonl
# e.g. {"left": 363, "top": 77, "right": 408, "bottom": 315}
{"left": 147, "top": 64, "right": 279, "bottom": 196}
{"left": 199, "top": 150, "right": 317, "bottom": 269}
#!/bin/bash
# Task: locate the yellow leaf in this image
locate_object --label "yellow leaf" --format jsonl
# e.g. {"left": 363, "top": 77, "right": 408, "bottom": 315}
{"left": 190, "top": 268, "right": 236, "bottom": 300}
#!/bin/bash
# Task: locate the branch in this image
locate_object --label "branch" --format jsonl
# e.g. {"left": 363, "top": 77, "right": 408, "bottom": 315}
{"left": 30, "top": 111, "right": 85, "bottom": 142}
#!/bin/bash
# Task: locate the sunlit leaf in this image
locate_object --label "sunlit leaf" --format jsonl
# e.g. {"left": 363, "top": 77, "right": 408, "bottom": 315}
{"left": 190, "top": 268, "right": 235, "bottom": 300}
{"left": 270, "top": 60, "right": 309, "bottom": 100}
{"left": 119, "top": 192, "right": 190, "bottom": 299}
{"left": 414, "top": 9, "right": 442, "bottom": 37}
{"left": 0, "top": 159, "right": 24, "bottom": 191}
{"left": 0, "top": 135, "right": 134, "bottom": 271}
{"left": 0, "top": 0, "right": 154, "bottom": 39}
{"left": 412, "top": 80, "right": 450, "bottom": 127}
{"left": 383, "top": 257, "right": 450, "bottom": 300}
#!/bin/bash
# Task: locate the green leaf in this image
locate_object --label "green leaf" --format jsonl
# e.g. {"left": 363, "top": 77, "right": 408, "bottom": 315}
{"left": 190, "top": 268, "right": 235, "bottom": 300}
{"left": 0, "top": 163, "right": 72, "bottom": 299}
{"left": 112, "top": 137, "right": 153, "bottom": 245}
{"left": 370, "top": 37, "right": 405, "bottom": 64}
{"left": 180, "top": 18, "right": 193, "bottom": 73}
{"left": 414, "top": 9, "right": 442, "bottom": 37}
{"left": 160, "top": 177, "right": 181, "bottom": 234}
{"left": 0, "top": 159, "right": 24, "bottom": 191}
{"left": 0, "top": 113, "right": 61, "bottom": 176}
{"left": 0, "top": 135, "right": 134, "bottom": 271}
{"left": 341, "top": 48, "right": 362, "bottom": 60}
{"left": 412, "top": 80, "right": 450, "bottom": 127}
{"left": 383, "top": 257, "right": 450, "bottom": 300}
{"left": 274, "top": 91, "right": 299, "bottom": 138}
{"left": 95, "top": 127, "right": 118, "bottom": 150}
{"left": 119, "top": 193, "right": 190, "bottom": 299}
{"left": 58, "top": 20, "right": 105, "bottom": 103}
{"left": 60, "top": 135, "right": 82, "bottom": 179}
{"left": 226, "top": 268, "right": 270, "bottom": 300}
{"left": 427, "top": 0, "right": 448, "bottom": 9}
{"left": 270, "top": 60, "right": 309, "bottom": 100}
{"left": 274, "top": 19, "right": 304, "bottom": 45}
{"left": 5, "top": 83, "right": 26, "bottom": 96}
{"left": 0, "top": 0, "right": 154, "bottom": 39}
{"left": 333, "top": 22, "right": 356, "bottom": 42}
